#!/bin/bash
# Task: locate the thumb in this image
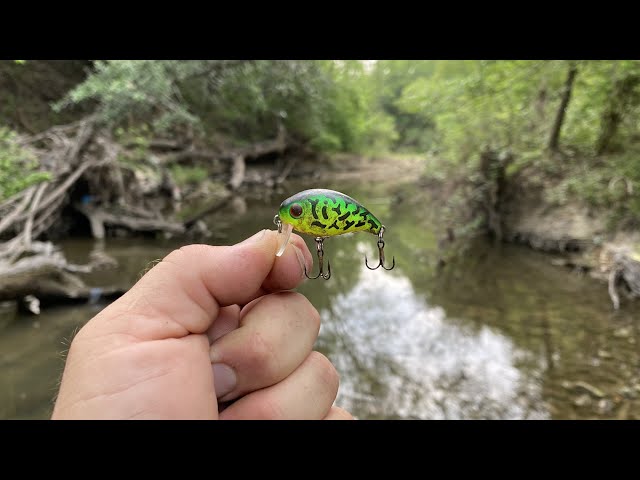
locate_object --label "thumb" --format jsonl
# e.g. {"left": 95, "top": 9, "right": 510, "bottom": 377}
{"left": 82, "top": 229, "right": 312, "bottom": 342}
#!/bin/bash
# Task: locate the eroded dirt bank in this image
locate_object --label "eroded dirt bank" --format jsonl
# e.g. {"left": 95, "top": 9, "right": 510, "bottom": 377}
{"left": 501, "top": 177, "right": 640, "bottom": 310}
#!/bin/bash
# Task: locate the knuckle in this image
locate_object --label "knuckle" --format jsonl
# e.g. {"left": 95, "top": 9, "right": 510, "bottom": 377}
{"left": 165, "top": 246, "right": 188, "bottom": 263}
{"left": 331, "top": 407, "right": 355, "bottom": 420}
{"left": 243, "top": 329, "right": 279, "bottom": 379}
{"left": 304, "top": 300, "right": 321, "bottom": 335}
{"left": 253, "top": 396, "right": 286, "bottom": 420}
{"left": 165, "top": 244, "right": 207, "bottom": 265}
{"left": 177, "top": 244, "right": 205, "bottom": 256}
{"left": 277, "top": 292, "right": 321, "bottom": 334}
{"left": 308, "top": 351, "right": 339, "bottom": 393}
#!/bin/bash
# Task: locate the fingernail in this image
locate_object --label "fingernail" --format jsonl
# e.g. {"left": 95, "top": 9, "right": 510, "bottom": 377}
{"left": 237, "top": 229, "right": 266, "bottom": 246}
{"left": 291, "top": 243, "right": 308, "bottom": 277}
{"left": 212, "top": 364, "right": 237, "bottom": 398}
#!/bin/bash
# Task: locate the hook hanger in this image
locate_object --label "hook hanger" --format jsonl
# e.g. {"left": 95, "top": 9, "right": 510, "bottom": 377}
{"left": 365, "top": 225, "right": 395, "bottom": 271}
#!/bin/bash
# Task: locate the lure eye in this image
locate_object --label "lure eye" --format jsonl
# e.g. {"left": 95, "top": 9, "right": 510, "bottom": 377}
{"left": 289, "top": 203, "right": 303, "bottom": 218}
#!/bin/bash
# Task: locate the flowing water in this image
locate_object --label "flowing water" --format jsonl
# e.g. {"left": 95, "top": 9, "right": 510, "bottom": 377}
{"left": 1, "top": 175, "right": 638, "bottom": 420}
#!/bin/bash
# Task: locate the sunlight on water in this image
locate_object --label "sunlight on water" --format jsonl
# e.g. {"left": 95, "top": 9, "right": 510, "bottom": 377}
{"left": 319, "top": 242, "right": 549, "bottom": 419}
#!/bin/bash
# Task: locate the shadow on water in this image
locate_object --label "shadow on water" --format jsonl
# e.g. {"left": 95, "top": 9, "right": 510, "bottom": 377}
{"left": 1, "top": 174, "right": 638, "bottom": 419}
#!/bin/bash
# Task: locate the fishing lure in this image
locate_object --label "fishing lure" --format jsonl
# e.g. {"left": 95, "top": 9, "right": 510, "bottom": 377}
{"left": 273, "top": 188, "right": 395, "bottom": 280}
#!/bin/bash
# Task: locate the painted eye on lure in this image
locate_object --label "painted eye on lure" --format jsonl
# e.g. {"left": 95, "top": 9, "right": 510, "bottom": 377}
{"left": 272, "top": 188, "right": 395, "bottom": 280}
{"left": 289, "top": 203, "right": 303, "bottom": 218}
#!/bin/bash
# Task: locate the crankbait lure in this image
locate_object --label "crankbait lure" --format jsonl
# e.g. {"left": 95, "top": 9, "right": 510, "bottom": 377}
{"left": 273, "top": 188, "right": 395, "bottom": 280}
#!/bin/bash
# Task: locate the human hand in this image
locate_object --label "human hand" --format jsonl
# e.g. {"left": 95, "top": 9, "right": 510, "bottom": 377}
{"left": 51, "top": 229, "right": 353, "bottom": 420}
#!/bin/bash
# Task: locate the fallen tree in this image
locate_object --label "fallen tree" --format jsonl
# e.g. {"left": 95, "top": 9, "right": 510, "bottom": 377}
{"left": 0, "top": 241, "right": 123, "bottom": 312}
{"left": 74, "top": 203, "right": 187, "bottom": 239}
{"left": 0, "top": 116, "right": 297, "bottom": 307}
{"left": 600, "top": 240, "right": 640, "bottom": 310}
{"left": 161, "top": 122, "right": 290, "bottom": 191}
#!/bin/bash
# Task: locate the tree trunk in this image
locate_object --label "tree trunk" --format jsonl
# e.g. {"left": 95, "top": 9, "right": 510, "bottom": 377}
{"left": 548, "top": 62, "right": 578, "bottom": 153}
{"left": 595, "top": 73, "right": 640, "bottom": 155}
{"left": 478, "top": 148, "right": 514, "bottom": 243}
{"left": 535, "top": 83, "right": 547, "bottom": 122}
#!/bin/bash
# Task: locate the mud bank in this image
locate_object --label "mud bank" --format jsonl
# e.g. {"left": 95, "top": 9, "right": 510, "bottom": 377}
{"left": 502, "top": 182, "right": 640, "bottom": 310}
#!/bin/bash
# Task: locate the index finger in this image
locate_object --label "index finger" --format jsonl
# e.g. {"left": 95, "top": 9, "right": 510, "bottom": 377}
{"left": 82, "top": 229, "right": 313, "bottom": 342}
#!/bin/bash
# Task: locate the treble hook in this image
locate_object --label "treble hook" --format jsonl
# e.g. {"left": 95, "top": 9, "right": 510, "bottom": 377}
{"left": 365, "top": 225, "right": 395, "bottom": 271}
{"left": 305, "top": 237, "right": 331, "bottom": 280}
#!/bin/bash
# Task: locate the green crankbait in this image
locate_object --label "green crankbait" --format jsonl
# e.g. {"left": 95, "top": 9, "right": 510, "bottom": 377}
{"left": 273, "top": 188, "right": 395, "bottom": 280}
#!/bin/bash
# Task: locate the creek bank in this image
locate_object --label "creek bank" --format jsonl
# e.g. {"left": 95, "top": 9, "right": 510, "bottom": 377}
{"left": 413, "top": 147, "right": 640, "bottom": 311}
{"left": 500, "top": 175, "right": 640, "bottom": 310}
{"left": 0, "top": 116, "right": 318, "bottom": 308}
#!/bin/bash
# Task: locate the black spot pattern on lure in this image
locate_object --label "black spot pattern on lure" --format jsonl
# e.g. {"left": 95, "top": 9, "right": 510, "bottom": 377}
{"left": 322, "top": 206, "right": 329, "bottom": 220}
{"left": 311, "top": 220, "right": 327, "bottom": 229}
{"left": 343, "top": 220, "right": 355, "bottom": 230}
{"left": 309, "top": 198, "right": 319, "bottom": 220}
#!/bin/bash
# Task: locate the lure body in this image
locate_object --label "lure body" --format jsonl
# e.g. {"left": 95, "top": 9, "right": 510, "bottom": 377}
{"left": 278, "top": 189, "right": 382, "bottom": 238}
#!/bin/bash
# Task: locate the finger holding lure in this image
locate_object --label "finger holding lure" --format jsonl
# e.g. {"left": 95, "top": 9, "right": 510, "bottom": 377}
{"left": 273, "top": 189, "right": 395, "bottom": 280}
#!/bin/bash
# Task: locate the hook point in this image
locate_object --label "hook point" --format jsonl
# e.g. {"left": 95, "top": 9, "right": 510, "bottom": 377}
{"left": 305, "top": 237, "right": 331, "bottom": 280}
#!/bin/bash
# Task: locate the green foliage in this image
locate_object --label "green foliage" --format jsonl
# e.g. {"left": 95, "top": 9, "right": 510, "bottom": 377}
{"left": 395, "top": 60, "right": 555, "bottom": 162}
{"left": 382, "top": 60, "right": 640, "bottom": 230}
{"left": 546, "top": 149, "right": 640, "bottom": 227}
{"left": 55, "top": 60, "right": 391, "bottom": 154}
{"left": 369, "top": 60, "right": 438, "bottom": 152}
{"left": 112, "top": 125, "right": 152, "bottom": 172}
{"left": 308, "top": 61, "right": 397, "bottom": 153}
{"left": 169, "top": 165, "right": 208, "bottom": 186}
{"left": 42, "top": 60, "right": 640, "bottom": 231}
{"left": 0, "top": 127, "right": 50, "bottom": 200}
{"left": 54, "top": 60, "right": 204, "bottom": 130}
{"left": 568, "top": 61, "right": 640, "bottom": 154}
{"left": 390, "top": 60, "right": 640, "bottom": 161}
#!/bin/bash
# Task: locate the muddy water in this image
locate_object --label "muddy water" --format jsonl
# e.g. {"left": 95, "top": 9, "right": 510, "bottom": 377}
{"left": 1, "top": 176, "right": 638, "bottom": 419}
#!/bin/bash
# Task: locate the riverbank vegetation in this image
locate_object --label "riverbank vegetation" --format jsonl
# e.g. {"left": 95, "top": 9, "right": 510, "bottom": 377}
{"left": 1, "top": 60, "right": 639, "bottom": 309}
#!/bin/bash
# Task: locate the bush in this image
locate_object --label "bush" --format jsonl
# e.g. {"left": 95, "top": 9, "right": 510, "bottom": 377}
{"left": 169, "top": 165, "right": 208, "bottom": 186}
{"left": 54, "top": 60, "right": 392, "bottom": 155}
{"left": 0, "top": 127, "right": 50, "bottom": 200}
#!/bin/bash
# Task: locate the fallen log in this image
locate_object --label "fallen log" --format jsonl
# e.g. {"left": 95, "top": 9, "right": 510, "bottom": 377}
{"left": 75, "top": 204, "right": 186, "bottom": 239}
{"left": 0, "top": 242, "right": 124, "bottom": 307}
{"left": 161, "top": 124, "right": 289, "bottom": 191}
{"left": 275, "top": 154, "right": 297, "bottom": 185}
{"left": 608, "top": 252, "right": 640, "bottom": 310}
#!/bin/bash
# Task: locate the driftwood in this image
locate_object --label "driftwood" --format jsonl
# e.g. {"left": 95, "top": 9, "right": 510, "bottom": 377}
{"left": 275, "top": 154, "right": 298, "bottom": 185}
{"left": 229, "top": 155, "right": 246, "bottom": 191}
{"left": 1, "top": 116, "right": 198, "bottom": 246}
{"left": 0, "top": 117, "right": 99, "bottom": 243}
{"left": 224, "top": 124, "right": 287, "bottom": 190}
{"left": 160, "top": 123, "right": 289, "bottom": 191}
{"left": 75, "top": 204, "right": 186, "bottom": 239}
{"left": 0, "top": 117, "right": 163, "bottom": 305}
{"left": 0, "top": 116, "right": 292, "bottom": 305}
{"left": 0, "top": 241, "right": 123, "bottom": 310}
{"left": 606, "top": 248, "right": 640, "bottom": 310}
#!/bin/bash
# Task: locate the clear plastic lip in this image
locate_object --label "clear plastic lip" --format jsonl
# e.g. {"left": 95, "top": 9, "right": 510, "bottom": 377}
{"left": 275, "top": 222, "right": 293, "bottom": 257}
